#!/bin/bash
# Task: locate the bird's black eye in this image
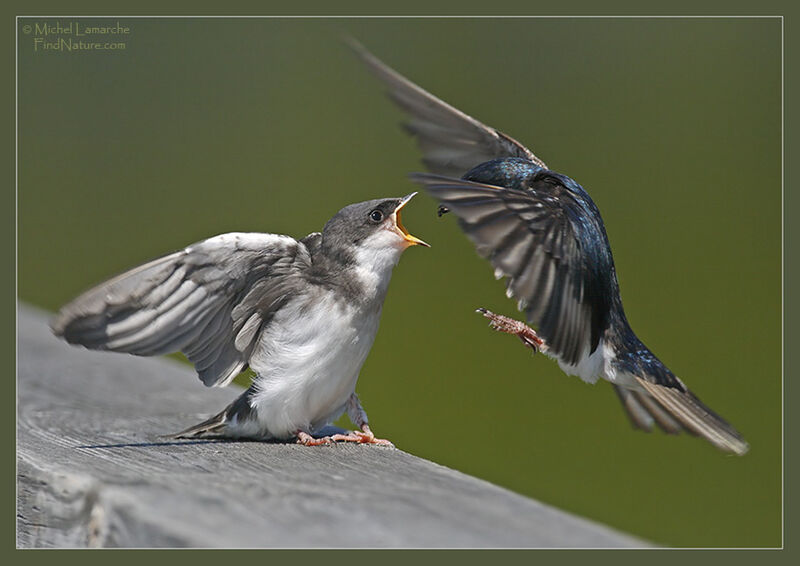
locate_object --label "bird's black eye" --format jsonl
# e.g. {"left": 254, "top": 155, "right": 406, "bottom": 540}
{"left": 369, "top": 209, "right": 384, "bottom": 223}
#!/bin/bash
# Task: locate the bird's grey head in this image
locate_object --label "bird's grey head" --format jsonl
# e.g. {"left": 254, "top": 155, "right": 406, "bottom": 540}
{"left": 321, "top": 193, "right": 429, "bottom": 267}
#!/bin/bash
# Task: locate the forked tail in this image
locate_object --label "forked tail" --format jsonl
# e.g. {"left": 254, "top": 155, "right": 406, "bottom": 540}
{"left": 613, "top": 378, "right": 749, "bottom": 456}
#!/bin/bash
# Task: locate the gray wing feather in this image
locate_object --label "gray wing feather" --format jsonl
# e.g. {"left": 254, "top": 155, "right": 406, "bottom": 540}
{"left": 410, "top": 172, "right": 592, "bottom": 366}
{"left": 52, "top": 232, "right": 309, "bottom": 387}
{"left": 350, "top": 39, "right": 546, "bottom": 178}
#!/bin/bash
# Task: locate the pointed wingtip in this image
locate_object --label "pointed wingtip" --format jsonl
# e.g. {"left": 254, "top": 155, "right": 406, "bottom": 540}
{"left": 342, "top": 35, "right": 379, "bottom": 68}
{"left": 49, "top": 306, "right": 80, "bottom": 339}
{"left": 341, "top": 34, "right": 364, "bottom": 53}
{"left": 49, "top": 313, "right": 65, "bottom": 337}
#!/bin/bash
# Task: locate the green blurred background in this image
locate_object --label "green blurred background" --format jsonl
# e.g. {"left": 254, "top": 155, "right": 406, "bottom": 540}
{"left": 17, "top": 18, "right": 780, "bottom": 547}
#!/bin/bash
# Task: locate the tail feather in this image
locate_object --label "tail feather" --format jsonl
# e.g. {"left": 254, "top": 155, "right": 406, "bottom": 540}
{"left": 635, "top": 377, "right": 749, "bottom": 455}
{"left": 165, "top": 408, "right": 229, "bottom": 439}
{"left": 613, "top": 378, "right": 749, "bottom": 455}
{"left": 631, "top": 390, "right": 685, "bottom": 435}
{"left": 615, "top": 385, "right": 685, "bottom": 435}
{"left": 165, "top": 390, "right": 256, "bottom": 439}
{"left": 613, "top": 385, "right": 655, "bottom": 431}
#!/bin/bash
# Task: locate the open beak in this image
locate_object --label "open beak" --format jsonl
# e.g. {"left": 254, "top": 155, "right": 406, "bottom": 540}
{"left": 393, "top": 192, "right": 430, "bottom": 247}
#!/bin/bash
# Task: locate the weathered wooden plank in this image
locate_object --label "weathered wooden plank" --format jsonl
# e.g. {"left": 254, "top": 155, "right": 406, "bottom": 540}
{"left": 16, "top": 303, "right": 647, "bottom": 548}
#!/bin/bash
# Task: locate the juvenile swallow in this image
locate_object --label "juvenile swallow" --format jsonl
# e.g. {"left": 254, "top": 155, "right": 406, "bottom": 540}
{"left": 353, "top": 43, "right": 748, "bottom": 455}
{"left": 52, "top": 194, "right": 429, "bottom": 446}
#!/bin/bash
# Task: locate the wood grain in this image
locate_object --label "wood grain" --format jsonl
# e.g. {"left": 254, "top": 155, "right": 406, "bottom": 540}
{"left": 17, "top": 303, "right": 646, "bottom": 548}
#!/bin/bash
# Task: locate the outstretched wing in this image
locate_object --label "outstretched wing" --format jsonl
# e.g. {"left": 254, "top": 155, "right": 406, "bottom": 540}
{"left": 351, "top": 39, "right": 546, "bottom": 178}
{"left": 52, "top": 232, "right": 310, "bottom": 387}
{"left": 410, "top": 172, "right": 608, "bottom": 367}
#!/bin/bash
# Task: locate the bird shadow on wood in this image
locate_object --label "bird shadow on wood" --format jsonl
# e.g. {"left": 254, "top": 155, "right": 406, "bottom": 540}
{"left": 75, "top": 438, "right": 271, "bottom": 450}
{"left": 75, "top": 425, "right": 347, "bottom": 450}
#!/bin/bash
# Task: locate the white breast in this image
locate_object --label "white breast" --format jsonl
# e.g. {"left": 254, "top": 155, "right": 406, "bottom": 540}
{"left": 228, "top": 229, "right": 406, "bottom": 440}
{"left": 243, "top": 292, "right": 383, "bottom": 439}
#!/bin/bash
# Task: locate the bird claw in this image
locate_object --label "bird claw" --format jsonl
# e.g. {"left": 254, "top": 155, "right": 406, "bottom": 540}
{"left": 476, "top": 308, "right": 545, "bottom": 353}
{"left": 295, "top": 428, "right": 394, "bottom": 447}
{"left": 331, "top": 429, "right": 394, "bottom": 447}
{"left": 296, "top": 431, "right": 333, "bottom": 446}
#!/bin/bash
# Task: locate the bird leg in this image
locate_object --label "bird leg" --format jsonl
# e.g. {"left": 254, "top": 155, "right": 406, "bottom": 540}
{"left": 476, "top": 308, "right": 546, "bottom": 353}
{"left": 294, "top": 394, "right": 394, "bottom": 447}
{"left": 334, "top": 393, "right": 394, "bottom": 446}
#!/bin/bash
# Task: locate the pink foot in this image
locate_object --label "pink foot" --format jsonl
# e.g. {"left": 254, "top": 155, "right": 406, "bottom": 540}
{"left": 295, "top": 427, "right": 394, "bottom": 447}
{"left": 296, "top": 431, "right": 333, "bottom": 446}
{"left": 330, "top": 426, "right": 394, "bottom": 447}
{"left": 476, "top": 308, "right": 546, "bottom": 352}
